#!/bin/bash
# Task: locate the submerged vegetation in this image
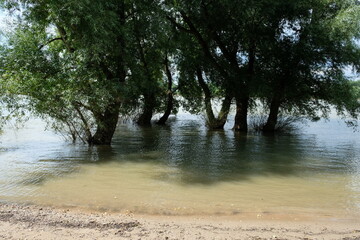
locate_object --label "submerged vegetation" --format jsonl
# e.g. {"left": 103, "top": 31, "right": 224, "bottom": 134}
{"left": 0, "top": 0, "right": 359, "bottom": 144}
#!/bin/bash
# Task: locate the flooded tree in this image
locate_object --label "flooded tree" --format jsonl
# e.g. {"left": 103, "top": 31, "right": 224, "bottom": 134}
{"left": 0, "top": 0, "right": 175, "bottom": 143}
{"left": 165, "top": 0, "right": 266, "bottom": 132}
{"left": 0, "top": 0, "right": 359, "bottom": 145}
{"left": 166, "top": 0, "right": 360, "bottom": 132}
{"left": 259, "top": 0, "right": 360, "bottom": 132}
{"left": 127, "top": 6, "right": 178, "bottom": 126}
{"left": 0, "top": 0, "right": 131, "bottom": 144}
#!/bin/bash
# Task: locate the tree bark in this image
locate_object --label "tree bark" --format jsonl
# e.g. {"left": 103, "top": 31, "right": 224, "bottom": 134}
{"left": 233, "top": 96, "right": 249, "bottom": 132}
{"left": 157, "top": 56, "right": 174, "bottom": 125}
{"left": 216, "top": 94, "right": 232, "bottom": 129}
{"left": 137, "top": 92, "right": 156, "bottom": 126}
{"left": 206, "top": 94, "right": 232, "bottom": 130}
{"left": 156, "top": 92, "right": 173, "bottom": 125}
{"left": 262, "top": 96, "right": 281, "bottom": 132}
{"left": 196, "top": 68, "right": 216, "bottom": 124}
{"left": 232, "top": 40, "right": 255, "bottom": 133}
{"left": 263, "top": 76, "right": 286, "bottom": 132}
{"left": 196, "top": 69, "right": 232, "bottom": 130}
{"left": 88, "top": 100, "right": 121, "bottom": 145}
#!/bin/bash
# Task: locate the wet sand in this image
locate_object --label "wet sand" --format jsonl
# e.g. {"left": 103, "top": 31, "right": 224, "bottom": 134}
{"left": 1, "top": 203, "right": 360, "bottom": 239}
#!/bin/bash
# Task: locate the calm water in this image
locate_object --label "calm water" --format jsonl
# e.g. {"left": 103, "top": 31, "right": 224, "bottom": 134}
{"left": 1, "top": 115, "right": 360, "bottom": 218}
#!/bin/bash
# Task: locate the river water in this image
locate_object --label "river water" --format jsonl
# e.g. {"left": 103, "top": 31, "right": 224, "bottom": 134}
{"left": 0, "top": 114, "right": 360, "bottom": 218}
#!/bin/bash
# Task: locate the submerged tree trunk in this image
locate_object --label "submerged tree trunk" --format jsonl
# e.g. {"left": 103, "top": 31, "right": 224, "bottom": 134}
{"left": 88, "top": 100, "right": 121, "bottom": 145}
{"left": 137, "top": 92, "right": 156, "bottom": 126}
{"left": 157, "top": 56, "right": 174, "bottom": 125}
{"left": 196, "top": 68, "right": 216, "bottom": 125}
{"left": 263, "top": 77, "right": 285, "bottom": 132}
{"left": 210, "top": 94, "right": 232, "bottom": 129}
{"left": 233, "top": 96, "right": 249, "bottom": 132}
{"left": 262, "top": 96, "right": 281, "bottom": 132}
{"left": 157, "top": 93, "right": 173, "bottom": 125}
{"left": 217, "top": 94, "right": 232, "bottom": 124}
{"left": 232, "top": 41, "right": 255, "bottom": 133}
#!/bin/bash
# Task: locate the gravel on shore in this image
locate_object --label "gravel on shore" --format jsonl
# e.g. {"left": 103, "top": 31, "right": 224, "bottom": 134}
{"left": 1, "top": 203, "right": 360, "bottom": 240}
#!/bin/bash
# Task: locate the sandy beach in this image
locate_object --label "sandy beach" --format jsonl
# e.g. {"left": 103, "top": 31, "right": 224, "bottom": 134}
{"left": 0, "top": 203, "right": 359, "bottom": 240}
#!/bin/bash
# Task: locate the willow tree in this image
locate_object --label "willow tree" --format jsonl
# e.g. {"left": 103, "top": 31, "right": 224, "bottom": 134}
{"left": 0, "top": 0, "right": 171, "bottom": 144}
{"left": 125, "top": 2, "right": 178, "bottom": 126}
{"left": 175, "top": 33, "right": 232, "bottom": 130}
{"left": 165, "top": 0, "right": 287, "bottom": 132}
{"left": 258, "top": 0, "right": 360, "bottom": 131}
{"left": 166, "top": 0, "right": 360, "bottom": 132}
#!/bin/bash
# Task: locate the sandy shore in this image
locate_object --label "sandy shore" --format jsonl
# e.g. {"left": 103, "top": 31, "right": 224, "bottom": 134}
{"left": 0, "top": 203, "right": 360, "bottom": 240}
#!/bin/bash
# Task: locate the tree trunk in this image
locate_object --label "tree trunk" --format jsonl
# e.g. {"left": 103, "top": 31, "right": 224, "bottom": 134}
{"left": 232, "top": 40, "right": 255, "bottom": 132}
{"left": 207, "top": 93, "right": 232, "bottom": 130}
{"left": 262, "top": 96, "right": 281, "bottom": 132}
{"left": 196, "top": 69, "right": 216, "bottom": 125}
{"left": 215, "top": 94, "right": 232, "bottom": 129}
{"left": 137, "top": 93, "right": 156, "bottom": 126}
{"left": 263, "top": 76, "right": 285, "bottom": 132}
{"left": 196, "top": 69, "right": 232, "bottom": 130}
{"left": 157, "top": 92, "right": 173, "bottom": 125}
{"left": 233, "top": 96, "right": 249, "bottom": 132}
{"left": 88, "top": 100, "right": 121, "bottom": 145}
{"left": 157, "top": 56, "right": 174, "bottom": 125}
{"left": 85, "top": 3, "right": 125, "bottom": 145}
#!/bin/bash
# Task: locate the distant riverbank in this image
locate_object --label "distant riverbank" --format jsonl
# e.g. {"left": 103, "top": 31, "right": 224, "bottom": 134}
{"left": 1, "top": 203, "right": 360, "bottom": 240}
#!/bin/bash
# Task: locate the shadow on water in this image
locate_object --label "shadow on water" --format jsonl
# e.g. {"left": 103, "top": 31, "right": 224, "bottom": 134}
{"left": 17, "top": 144, "right": 127, "bottom": 186}
{"left": 83, "top": 119, "right": 357, "bottom": 185}
{"left": 9, "top": 117, "right": 360, "bottom": 187}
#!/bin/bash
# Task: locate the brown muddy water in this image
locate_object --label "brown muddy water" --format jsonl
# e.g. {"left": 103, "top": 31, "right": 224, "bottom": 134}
{"left": 0, "top": 115, "right": 360, "bottom": 219}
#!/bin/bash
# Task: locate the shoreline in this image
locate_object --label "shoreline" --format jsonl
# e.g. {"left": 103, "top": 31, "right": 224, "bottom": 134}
{"left": 1, "top": 203, "right": 360, "bottom": 239}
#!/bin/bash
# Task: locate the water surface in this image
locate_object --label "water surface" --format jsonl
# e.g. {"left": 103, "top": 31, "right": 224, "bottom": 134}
{"left": 1, "top": 116, "right": 360, "bottom": 218}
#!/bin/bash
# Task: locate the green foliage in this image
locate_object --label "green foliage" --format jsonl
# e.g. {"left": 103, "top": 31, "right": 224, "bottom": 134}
{"left": 351, "top": 80, "right": 360, "bottom": 99}
{"left": 0, "top": 0, "right": 181, "bottom": 142}
{"left": 0, "top": 0, "right": 359, "bottom": 142}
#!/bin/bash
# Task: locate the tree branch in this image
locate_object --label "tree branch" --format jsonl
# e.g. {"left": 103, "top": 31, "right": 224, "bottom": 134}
{"left": 38, "top": 37, "right": 63, "bottom": 50}
{"left": 179, "top": 11, "right": 229, "bottom": 79}
{"left": 166, "top": 15, "right": 193, "bottom": 34}
{"left": 74, "top": 105, "right": 93, "bottom": 141}
{"left": 73, "top": 101, "right": 93, "bottom": 112}
{"left": 200, "top": 2, "right": 240, "bottom": 71}
{"left": 56, "top": 24, "right": 75, "bottom": 52}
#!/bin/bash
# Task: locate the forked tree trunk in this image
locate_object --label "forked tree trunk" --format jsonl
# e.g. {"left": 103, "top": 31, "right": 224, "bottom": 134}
{"left": 88, "top": 100, "right": 121, "bottom": 145}
{"left": 208, "top": 94, "right": 232, "bottom": 130}
{"left": 196, "top": 69, "right": 232, "bottom": 130}
{"left": 217, "top": 94, "right": 232, "bottom": 129}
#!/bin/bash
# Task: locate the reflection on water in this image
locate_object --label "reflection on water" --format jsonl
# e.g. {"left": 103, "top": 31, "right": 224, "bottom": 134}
{"left": 0, "top": 116, "right": 360, "bottom": 217}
